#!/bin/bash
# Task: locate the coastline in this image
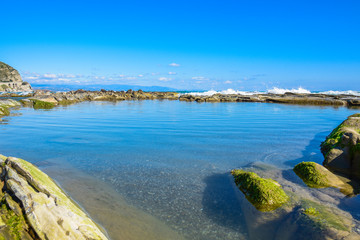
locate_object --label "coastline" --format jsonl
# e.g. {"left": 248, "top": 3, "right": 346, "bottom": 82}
{"left": 1, "top": 89, "right": 359, "bottom": 108}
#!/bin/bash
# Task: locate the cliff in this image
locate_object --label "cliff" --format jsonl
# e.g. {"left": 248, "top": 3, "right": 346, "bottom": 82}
{"left": 0, "top": 62, "right": 32, "bottom": 92}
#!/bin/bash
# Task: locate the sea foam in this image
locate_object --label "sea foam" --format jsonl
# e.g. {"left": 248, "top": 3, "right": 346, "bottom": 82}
{"left": 187, "top": 88, "right": 360, "bottom": 96}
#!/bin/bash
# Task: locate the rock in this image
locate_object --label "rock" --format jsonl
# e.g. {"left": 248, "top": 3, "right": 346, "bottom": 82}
{"left": 231, "top": 169, "right": 289, "bottom": 211}
{"left": 0, "top": 62, "right": 32, "bottom": 92}
{"left": 321, "top": 114, "right": 360, "bottom": 178}
{"left": 29, "top": 99, "right": 57, "bottom": 109}
{"left": 293, "top": 162, "right": 348, "bottom": 188}
{"left": 0, "top": 99, "right": 21, "bottom": 117}
{"left": 0, "top": 155, "right": 109, "bottom": 240}
{"left": 237, "top": 162, "right": 358, "bottom": 240}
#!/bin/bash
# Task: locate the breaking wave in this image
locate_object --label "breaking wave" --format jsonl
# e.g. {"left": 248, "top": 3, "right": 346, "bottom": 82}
{"left": 186, "top": 88, "right": 360, "bottom": 96}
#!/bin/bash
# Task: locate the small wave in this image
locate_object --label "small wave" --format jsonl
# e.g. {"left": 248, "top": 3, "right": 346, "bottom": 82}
{"left": 266, "top": 87, "right": 311, "bottom": 94}
{"left": 186, "top": 89, "right": 259, "bottom": 96}
{"left": 318, "top": 90, "right": 360, "bottom": 96}
{"left": 184, "top": 88, "right": 360, "bottom": 96}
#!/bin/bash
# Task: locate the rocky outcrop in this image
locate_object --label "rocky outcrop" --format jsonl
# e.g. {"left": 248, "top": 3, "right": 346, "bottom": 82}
{"left": 0, "top": 155, "right": 109, "bottom": 240}
{"left": 0, "top": 99, "right": 21, "bottom": 117}
{"left": 230, "top": 169, "right": 289, "bottom": 211}
{"left": 321, "top": 114, "right": 360, "bottom": 178}
{"left": 0, "top": 62, "right": 32, "bottom": 92}
{"left": 179, "top": 92, "right": 360, "bottom": 107}
{"left": 235, "top": 163, "right": 359, "bottom": 240}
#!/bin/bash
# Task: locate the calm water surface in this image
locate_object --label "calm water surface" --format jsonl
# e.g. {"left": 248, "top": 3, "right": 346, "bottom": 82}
{"left": 0, "top": 101, "right": 359, "bottom": 239}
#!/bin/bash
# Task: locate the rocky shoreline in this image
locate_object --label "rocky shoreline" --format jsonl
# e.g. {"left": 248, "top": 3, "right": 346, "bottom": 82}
{"left": 2, "top": 89, "right": 360, "bottom": 109}
{"left": 0, "top": 155, "right": 109, "bottom": 240}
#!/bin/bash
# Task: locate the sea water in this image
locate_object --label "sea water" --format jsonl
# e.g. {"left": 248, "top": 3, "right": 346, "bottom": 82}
{"left": 0, "top": 100, "right": 359, "bottom": 239}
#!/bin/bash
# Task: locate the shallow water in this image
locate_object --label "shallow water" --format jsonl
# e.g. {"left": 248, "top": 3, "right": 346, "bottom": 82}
{"left": 0, "top": 101, "right": 359, "bottom": 239}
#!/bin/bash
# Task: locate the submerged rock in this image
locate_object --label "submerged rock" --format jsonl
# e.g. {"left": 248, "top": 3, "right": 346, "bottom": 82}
{"left": 0, "top": 155, "right": 109, "bottom": 240}
{"left": 321, "top": 113, "right": 360, "bottom": 178}
{"left": 0, "top": 62, "right": 32, "bottom": 92}
{"left": 236, "top": 162, "right": 359, "bottom": 240}
{"left": 231, "top": 169, "right": 289, "bottom": 211}
{"left": 0, "top": 99, "right": 21, "bottom": 117}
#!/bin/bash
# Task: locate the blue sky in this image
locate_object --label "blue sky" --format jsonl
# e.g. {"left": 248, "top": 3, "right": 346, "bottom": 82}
{"left": 1, "top": 0, "right": 359, "bottom": 91}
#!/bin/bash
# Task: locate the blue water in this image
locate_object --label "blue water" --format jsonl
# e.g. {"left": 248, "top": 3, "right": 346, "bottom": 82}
{"left": 0, "top": 101, "right": 359, "bottom": 239}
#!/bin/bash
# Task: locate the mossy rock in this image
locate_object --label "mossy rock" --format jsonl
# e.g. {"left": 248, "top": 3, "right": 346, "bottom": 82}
{"left": 321, "top": 114, "right": 360, "bottom": 179}
{"left": 32, "top": 99, "right": 55, "bottom": 109}
{"left": 0, "top": 106, "right": 10, "bottom": 116}
{"left": 231, "top": 169, "right": 289, "bottom": 211}
{"left": 299, "top": 199, "right": 351, "bottom": 232}
{"left": 320, "top": 125, "right": 345, "bottom": 154}
{"left": 294, "top": 162, "right": 334, "bottom": 188}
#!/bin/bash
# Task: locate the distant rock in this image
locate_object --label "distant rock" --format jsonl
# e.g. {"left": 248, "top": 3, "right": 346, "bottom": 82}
{"left": 0, "top": 155, "right": 109, "bottom": 240}
{"left": 0, "top": 61, "right": 32, "bottom": 92}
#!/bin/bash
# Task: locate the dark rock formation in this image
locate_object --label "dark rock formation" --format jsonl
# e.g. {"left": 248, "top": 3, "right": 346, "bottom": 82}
{"left": 321, "top": 114, "right": 360, "bottom": 178}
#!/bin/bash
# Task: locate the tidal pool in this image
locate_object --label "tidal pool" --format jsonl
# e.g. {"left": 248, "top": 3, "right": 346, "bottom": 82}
{"left": 0, "top": 100, "right": 359, "bottom": 239}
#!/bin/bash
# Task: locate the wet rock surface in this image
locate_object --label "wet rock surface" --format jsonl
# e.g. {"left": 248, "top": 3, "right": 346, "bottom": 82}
{"left": 237, "top": 162, "right": 360, "bottom": 240}
{"left": 0, "top": 155, "right": 109, "bottom": 240}
{"left": 321, "top": 114, "right": 360, "bottom": 179}
{"left": 0, "top": 99, "right": 21, "bottom": 118}
{"left": 231, "top": 169, "right": 289, "bottom": 211}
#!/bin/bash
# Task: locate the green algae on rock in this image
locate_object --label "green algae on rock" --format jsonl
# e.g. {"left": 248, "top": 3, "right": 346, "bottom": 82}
{"left": 31, "top": 99, "right": 56, "bottom": 109}
{"left": 0, "top": 99, "right": 21, "bottom": 117}
{"left": 321, "top": 113, "right": 360, "bottom": 178}
{"left": 0, "top": 154, "right": 109, "bottom": 240}
{"left": 238, "top": 162, "right": 358, "bottom": 240}
{"left": 231, "top": 169, "right": 289, "bottom": 211}
{"left": 293, "top": 162, "right": 346, "bottom": 188}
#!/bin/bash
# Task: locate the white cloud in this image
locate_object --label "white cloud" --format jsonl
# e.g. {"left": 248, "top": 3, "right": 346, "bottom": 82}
{"left": 224, "top": 80, "right": 232, "bottom": 84}
{"left": 168, "top": 72, "right": 177, "bottom": 75}
{"left": 192, "top": 76, "right": 209, "bottom": 81}
{"left": 169, "top": 63, "right": 180, "bottom": 67}
{"left": 138, "top": 74, "right": 144, "bottom": 77}
{"left": 43, "top": 73, "right": 57, "bottom": 79}
{"left": 159, "top": 77, "right": 172, "bottom": 82}
{"left": 24, "top": 76, "right": 39, "bottom": 80}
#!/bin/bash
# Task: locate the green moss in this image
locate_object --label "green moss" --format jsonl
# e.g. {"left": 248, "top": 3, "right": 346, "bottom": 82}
{"left": 293, "top": 162, "right": 331, "bottom": 188}
{"left": 0, "top": 196, "right": 27, "bottom": 240}
{"left": 300, "top": 199, "right": 350, "bottom": 232}
{"left": 32, "top": 100, "right": 55, "bottom": 109}
{"left": 320, "top": 124, "right": 345, "bottom": 154}
{"left": 231, "top": 169, "right": 289, "bottom": 211}
{"left": 303, "top": 207, "right": 319, "bottom": 216}
{"left": 0, "top": 106, "right": 10, "bottom": 116}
